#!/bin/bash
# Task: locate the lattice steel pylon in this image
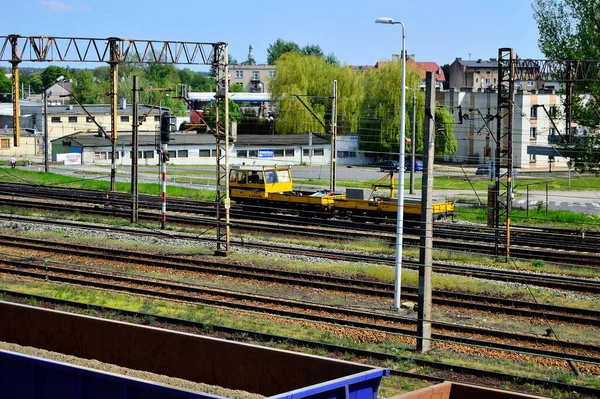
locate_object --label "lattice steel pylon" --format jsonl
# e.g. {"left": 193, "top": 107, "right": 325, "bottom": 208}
{"left": 1, "top": 35, "right": 230, "bottom": 253}
{"left": 494, "top": 48, "right": 515, "bottom": 260}
{"left": 213, "top": 45, "right": 230, "bottom": 256}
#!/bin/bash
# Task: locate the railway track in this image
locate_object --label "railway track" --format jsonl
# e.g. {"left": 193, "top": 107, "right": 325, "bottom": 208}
{"left": 3, "top": 291, "right": 599, "bottom": 399}
{"left": 3, "top": 191, "right": 600, "bottom": 268}
{"left": 2, "top": 215, "right": 600, "bottom": 295}
{"left": 1, "top": 234, "right": 598, "bottom": 336}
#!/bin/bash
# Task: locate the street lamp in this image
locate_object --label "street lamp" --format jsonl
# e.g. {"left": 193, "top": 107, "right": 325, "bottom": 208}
{"left": 376, "top": 16, "right": 406, "bottom": 311}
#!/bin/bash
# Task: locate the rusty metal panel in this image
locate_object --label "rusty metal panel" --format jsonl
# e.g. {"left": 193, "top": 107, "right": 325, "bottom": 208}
{"left": 0, "top": 302, "right": 381, "bottom": 396}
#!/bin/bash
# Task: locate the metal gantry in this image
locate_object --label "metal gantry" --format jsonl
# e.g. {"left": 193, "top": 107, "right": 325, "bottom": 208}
{"left": 1, "top": 35, "right": 230, "bottom": 253}
{"left": 494, "top": 52, "right": 600, "bottom": 259}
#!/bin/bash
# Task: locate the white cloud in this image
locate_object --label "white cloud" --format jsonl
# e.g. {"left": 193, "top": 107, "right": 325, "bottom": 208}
{"left": 39, "top": 0, "right": 74, "bottom": 12}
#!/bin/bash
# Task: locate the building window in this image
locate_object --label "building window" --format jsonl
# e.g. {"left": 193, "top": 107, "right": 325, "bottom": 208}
{"left": 68, "top": 116, "right": 77, "bottom": 123}
{"left": 529, "top": 153, "right": 537, "bottom": 162}
{"left": 237, "top": 150, "right": 247, "bottom": 158}
{"left": 235, "top": 71, "right": 243, "bottom": 79}
{"left": 120, "top": 116, "right": 129, "bottom": 122}
{"left": 249, "top": 150, "right": 258, "bottom": 157}
{"left": 284, "top": 149, "right": 295, "bottom": 157}
{"left": 549, "top": 127, "right": 556, "bottom": 136}
{"left": 168, "top": 150, "right": 177, "bottom": 159}
{"left": 549, "top": 106, "right": 558, "bottom": 117}
{"left": 199, "top": 149, "right": 211, "bottom": 157}
{"left": 337, "top": 151, "right": 357, "bottom": 158}
{"left": 154, "top": 115, "right": 160, "bottom": 122}
{"left": 530, "top": 127, "right": 537, "bottom": 139}
{"left": 530, "top": 106, "right": 538, "bottom": 118}
{"left": 51, "top": 117, "right": 61, "bottom": 123}
{"left": 94, "top": 151, "right": 107, "bottom": 160}
{"left": 268, "top": 70, "right": 276, "bottom": 79}
{"left": 273, "top": 149, "right": 284, "bottom": 157}
{"left": 0, "top": 138, "right": 10, "bottom": 149}
{"left": 143, "top": 150, "right": 154, "bottom": 159}
{"left": 313, "top": 148, "right": 324, "bottom": 156}
{"left": 236, "top": 82, "right": 243, "bottom": 87}
{"left": 303, "top": 149, "right": 310, "bottom": 156}
{"left": 527, "top": 81, "right": 534, "bottom": 87}
{"left": 252, "top": 71, "right": 260, "bottom": 80}
{"left": 485, "top": 78, "right": 491, "bottom": 84}
{"left": 138, "top": 115, "right": 147, "bottom": 123}
{"left": 86, "top": 116, "right": 93, "bottom": 123}
{"left": 178, "top": 150, "right": 188, "bottom": 158}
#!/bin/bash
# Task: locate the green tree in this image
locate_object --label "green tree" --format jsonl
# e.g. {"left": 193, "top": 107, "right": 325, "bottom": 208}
{"left": 533, "top": 0, "right": 600, "bottom": 168}
{"left": 267, "top": 39, "right": 301, "bottom": 65}
{"left": 0, "top": 73, "right": 11, "bottom": 103}
{"left": 41, "top": 65, "right": 69, "bottom": 89}
{"left": 71, "top": 69, "right": 103, "bottom": 104}
{"left": 435, "top": 106, "right": 458, "bottom": 156}
{"left": 203, "top": 100, "right": 242, "bottom": 131}
{"left": 270, "top": 52, "right": 352, "bottom": 134}
{"left": 359, "top": 61, "right": 422, "bottom": 156}
{"left": 28, "top": 73, "right": 43, "bottom": 94}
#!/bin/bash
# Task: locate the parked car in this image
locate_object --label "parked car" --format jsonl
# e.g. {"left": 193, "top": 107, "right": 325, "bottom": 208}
{"left": 475, "top": 165, "right": 491, "bottom": 175}
{"left": 476, "top": 165, "right": 518, "bottom": 178}
{"left": 380, "top": 160, "right": 400, "bottom": 172}
{"left": 405, "top": 160, "right": 424, "bottom": 171}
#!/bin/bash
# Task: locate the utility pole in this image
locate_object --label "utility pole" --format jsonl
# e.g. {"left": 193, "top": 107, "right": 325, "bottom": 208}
{"left": 330, "top": 80, "right": 337, "bottom": 192}
{"left": 159, "top": 111, "right": 174, "bottom": 230}
{"left": 131, "top": 76, "right": 139, "bottom": 223}
{"left": 108, "top": 38, "right": 119, "bottom": 192}
{"left": 416, "top": 72, "right": 435, "bottom": 353}
{"left": 409, "top": 94, "right": 416, "bottom": 195}
{"left": 43, "top": 89, "right": 49, "bottom": 172}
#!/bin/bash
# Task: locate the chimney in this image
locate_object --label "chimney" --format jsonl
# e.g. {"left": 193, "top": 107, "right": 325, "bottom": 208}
{"left": 121, "top": 98, "right": 126, "bottom": 110}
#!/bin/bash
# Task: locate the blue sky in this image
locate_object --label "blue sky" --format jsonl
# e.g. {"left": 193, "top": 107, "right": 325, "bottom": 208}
{"left": 4, "top": 0, "right": 543, "bottom": 69}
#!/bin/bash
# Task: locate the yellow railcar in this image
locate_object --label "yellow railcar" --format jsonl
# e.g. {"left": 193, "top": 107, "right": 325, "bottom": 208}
{"left": 228, "top": 166, "right": 455, "bottom": 223}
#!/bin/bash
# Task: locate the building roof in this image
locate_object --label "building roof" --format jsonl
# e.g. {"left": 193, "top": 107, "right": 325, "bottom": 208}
{"left": 188, "top": 92, "right": 272, "bottom": 102}
{"left": 52, "top": 130, "right": 330, "bottom": 147}
{"left": 453, "top": 58, "right": 499, "bottom": 68}
{"left": 21, "top": 104, "right": 169, "bottom": 116}
{"left": 406, "top": 59, "right": 445, "bottom": 82}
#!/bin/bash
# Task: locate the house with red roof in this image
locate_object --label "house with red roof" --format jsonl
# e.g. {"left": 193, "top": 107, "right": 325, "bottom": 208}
{"left": 373, "top": 54, "right": 445, "bottom": 88}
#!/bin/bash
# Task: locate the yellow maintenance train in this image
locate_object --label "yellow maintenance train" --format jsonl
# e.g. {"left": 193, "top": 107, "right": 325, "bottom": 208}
{"left": 228, "top": 166, "right": 454, "bottom": 226}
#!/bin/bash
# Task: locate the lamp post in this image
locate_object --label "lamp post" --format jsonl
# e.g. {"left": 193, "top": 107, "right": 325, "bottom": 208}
{"left": 376, "top": 16, "right": 406, "bottom": 311}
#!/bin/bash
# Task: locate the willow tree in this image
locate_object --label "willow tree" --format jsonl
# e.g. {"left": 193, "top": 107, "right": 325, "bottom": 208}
{"left": 435, "top": 107, "right": 458, "bottom": 156}
{"left": 358, "top": 61, "right": 422, "bottom": 157}
{"left": 269, "top": 52, "right": 363, "bottom": 135}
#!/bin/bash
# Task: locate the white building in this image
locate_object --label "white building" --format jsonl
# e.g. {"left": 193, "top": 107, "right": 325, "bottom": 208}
{"left": 439, "top": 88, "right": 567, "bottom": 170}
